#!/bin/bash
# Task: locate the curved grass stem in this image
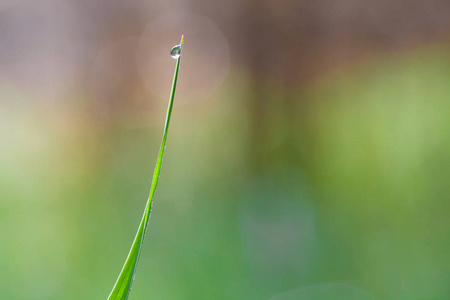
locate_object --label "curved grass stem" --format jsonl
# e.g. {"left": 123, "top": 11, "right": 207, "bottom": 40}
{"left": 107, "top": 35, "right": 184, "bottom": 300}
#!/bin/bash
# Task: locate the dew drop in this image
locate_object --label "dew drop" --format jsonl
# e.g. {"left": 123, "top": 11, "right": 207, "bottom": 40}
{"left": 170, "top": 44, "right": 182, "bottom": 59}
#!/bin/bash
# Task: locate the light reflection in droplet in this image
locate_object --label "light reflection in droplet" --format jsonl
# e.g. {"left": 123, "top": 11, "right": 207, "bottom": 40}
{"left": 170, "top": 45, "right": 182, "bottom": 59}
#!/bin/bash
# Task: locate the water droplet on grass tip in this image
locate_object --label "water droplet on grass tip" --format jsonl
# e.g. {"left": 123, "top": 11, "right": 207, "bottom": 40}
{"left": 170, "top": 45, "right": 182, "bottom": 59}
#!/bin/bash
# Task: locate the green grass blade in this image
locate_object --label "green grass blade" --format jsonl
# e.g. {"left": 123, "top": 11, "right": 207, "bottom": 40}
{"left": 107, "top": 35, "right": 184, "bottom": 300}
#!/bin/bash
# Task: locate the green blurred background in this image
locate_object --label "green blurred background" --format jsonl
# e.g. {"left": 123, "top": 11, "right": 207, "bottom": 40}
{"left": 1, "top": 1, "right": 450, "bottom": 299}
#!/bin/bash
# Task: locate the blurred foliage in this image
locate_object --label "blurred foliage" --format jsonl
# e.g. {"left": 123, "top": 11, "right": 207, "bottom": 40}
{"left": 1, "top": 42, "right": 449, "bottom": 300}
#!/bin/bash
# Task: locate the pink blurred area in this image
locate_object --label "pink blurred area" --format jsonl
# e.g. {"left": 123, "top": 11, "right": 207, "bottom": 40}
{"left": 1, "top": 0, "right": 448, "bottom": 109}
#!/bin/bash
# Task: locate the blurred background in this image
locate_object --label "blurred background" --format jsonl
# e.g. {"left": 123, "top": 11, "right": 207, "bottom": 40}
{"left": 1, "top": 1, "right": 449, "bottom": 299}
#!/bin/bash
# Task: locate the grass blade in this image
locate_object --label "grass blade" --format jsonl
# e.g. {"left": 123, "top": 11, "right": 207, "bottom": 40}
{"left": 107, "top": 35, "right": 184, "bottom": 300}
